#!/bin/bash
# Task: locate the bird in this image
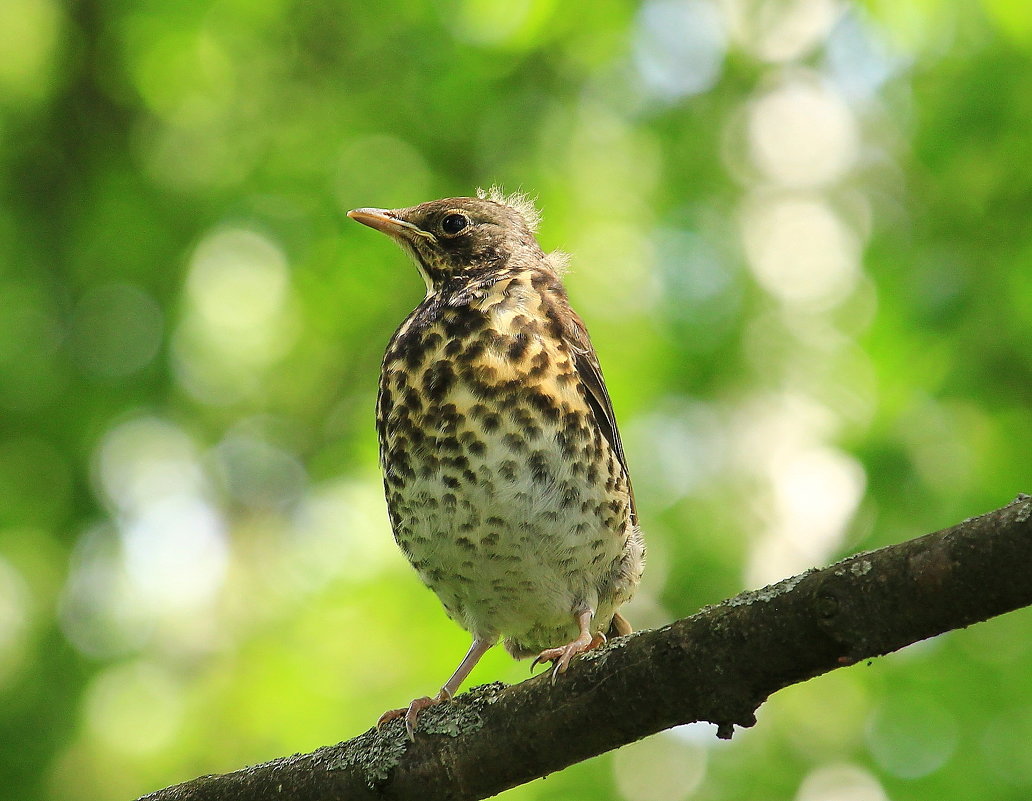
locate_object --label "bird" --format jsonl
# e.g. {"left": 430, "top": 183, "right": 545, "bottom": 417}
{"left": 348, "top": 188, "right": 644, "bottom": 740}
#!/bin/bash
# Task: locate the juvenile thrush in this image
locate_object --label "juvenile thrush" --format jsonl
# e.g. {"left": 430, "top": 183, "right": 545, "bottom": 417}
{"left": 349, "top": 189, "right": 644, "bottom": 739}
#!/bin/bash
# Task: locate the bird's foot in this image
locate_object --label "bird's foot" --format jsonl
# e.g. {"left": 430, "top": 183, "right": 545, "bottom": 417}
{"left": 376, "top": 687, "right": 452, "bottom": 741}
{"left": 531, "top": 631, "right": 606, "bottom": 684}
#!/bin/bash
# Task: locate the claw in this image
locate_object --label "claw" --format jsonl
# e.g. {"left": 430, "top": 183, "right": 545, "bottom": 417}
{"left": 377, "top": 689, "right": 451, "bottom": 741}
{"left": 375, "top": 707, "right": 404, "bottom": 732}
{"left": 376, "top": 638, "right": 493, "bottom": 740}
{"left": 532, "top": 628, "right": 607, "bottom": 684}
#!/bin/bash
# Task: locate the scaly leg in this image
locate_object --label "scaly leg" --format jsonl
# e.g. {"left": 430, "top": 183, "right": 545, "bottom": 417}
{"left": 531, "top": 608, "right": 606, "bottom": 684}
{"left": 377, "top": 637, "right": 494, "bottom": 741}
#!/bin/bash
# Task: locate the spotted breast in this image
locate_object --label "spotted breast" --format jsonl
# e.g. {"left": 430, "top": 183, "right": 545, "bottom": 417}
{"left": 378, "top": 265, "right": 642, "bottom": 656}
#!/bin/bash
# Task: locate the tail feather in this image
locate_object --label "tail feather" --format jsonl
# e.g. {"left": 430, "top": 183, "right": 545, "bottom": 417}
{"left": 607, "top": 611, "right": 632, "bottom": 638}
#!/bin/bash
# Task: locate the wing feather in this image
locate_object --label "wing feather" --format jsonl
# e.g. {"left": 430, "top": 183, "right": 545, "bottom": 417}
{"left": 563, "top": 313, "right": 638, "bottom": 527}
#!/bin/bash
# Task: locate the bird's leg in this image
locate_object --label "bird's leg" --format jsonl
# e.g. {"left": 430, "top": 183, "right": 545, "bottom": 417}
{"left": 377, "top": 637, "right": 494, "bottom": 741}
{"left": 531, "top": 608, "right": 606, "bottom": 684}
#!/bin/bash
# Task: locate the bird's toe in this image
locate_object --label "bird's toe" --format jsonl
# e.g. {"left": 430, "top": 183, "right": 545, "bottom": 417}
{"left": 532, "top": 631, "right": 607, "bottom": 683}
{"left": 377, "top": 690, "right": 451, "bottom": 741}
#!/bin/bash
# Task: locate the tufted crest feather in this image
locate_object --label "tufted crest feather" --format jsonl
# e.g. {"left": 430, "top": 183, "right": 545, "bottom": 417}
{"left": 476, "top": 185, "right": 567, "bottom": 274}
{"left": 543, "top": 250, "right": 570, "bottom": 276}
{"left": 477, "top": 186, "right": 542, "bottom": 233}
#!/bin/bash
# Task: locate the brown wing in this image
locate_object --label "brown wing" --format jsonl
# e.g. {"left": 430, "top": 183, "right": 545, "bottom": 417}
{"left": 564, "top": 313, "right": 638, "bottom": 527}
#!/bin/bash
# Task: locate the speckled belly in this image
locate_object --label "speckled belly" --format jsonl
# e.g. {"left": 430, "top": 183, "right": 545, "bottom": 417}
{"left": 378, "top": 353, "right": 637, "bottom": 654}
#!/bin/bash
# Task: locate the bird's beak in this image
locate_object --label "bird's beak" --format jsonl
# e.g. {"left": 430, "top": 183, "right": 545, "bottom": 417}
{"left": 347, "top": 208, "right": 436, "bottom": 243}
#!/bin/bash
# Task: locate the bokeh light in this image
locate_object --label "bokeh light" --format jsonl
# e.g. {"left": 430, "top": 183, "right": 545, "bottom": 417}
{"left": 866, "top": 693, "right": 959, "bottom": 779}
{"left": 120, "top": 494, "right": 227, "bottom": 616}
{"left": 724, "top": 0, "right": 842, "bottom": 63}
{"left": 740, "top": 194, "right": 861, "bottom": 308}
{"left": 747, "top": 76, "right": 859, "bottom": 188}
{"left": 612, "top": 731, "right": 708, "bottom": 801}
{"left": 59, "top": 524, "right": 153, "bottom": 660}
{"left": 70, "top": 284, "right": 164, "bottom": 378}
{"left": 83, "top": 661, "right": 184, "bottom": 756}
{"left": 0, "top": 0, "right": 63, "bottom": 103}
{"left": 632, "top": 0, "right": 726, "bottom": 101}
{"left": 0, "top": 558, "right": 30, "bottom": 687}
{"left": 795, "top": 762, "right": 887, "bottom": 801}
{"left": 174, "top": 227, "right": 299, "bottom": 404}
{"left": 95, "top": 417, "right": 204, "bottom": 515}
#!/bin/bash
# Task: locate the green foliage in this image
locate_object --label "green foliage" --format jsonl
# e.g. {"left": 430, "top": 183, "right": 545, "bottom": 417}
{"left": 1, "top": 0, "right": 1031, "bottom": 799}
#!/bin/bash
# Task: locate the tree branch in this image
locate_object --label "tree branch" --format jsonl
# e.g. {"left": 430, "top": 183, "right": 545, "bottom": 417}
{"left": 138, "top": 495, "right": 1032, "bottom": 801}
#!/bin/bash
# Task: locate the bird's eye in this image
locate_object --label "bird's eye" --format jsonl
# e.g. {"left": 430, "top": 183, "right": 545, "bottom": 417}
{"left": 441, "top": 213, "right": 470, "bottom": 236}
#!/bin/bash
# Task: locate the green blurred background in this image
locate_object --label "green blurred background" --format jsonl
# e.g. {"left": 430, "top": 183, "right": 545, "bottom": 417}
{"left": 2, "top": 0, "right": 1032, "bottom": 799}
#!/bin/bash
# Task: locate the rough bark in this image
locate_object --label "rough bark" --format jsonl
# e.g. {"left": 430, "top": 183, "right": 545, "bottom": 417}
{"left": 138, "top": 495, "right": 1032, "bottom": 801}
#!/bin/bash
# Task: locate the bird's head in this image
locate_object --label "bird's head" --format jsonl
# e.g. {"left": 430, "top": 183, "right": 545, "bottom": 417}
{"left": 348, "top": 190, "right": 549, "bottom": 295}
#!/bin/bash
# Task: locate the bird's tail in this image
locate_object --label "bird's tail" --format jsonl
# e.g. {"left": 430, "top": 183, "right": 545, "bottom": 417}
{"left": 607, "top": 611, "right": 632, "bottom": 638}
